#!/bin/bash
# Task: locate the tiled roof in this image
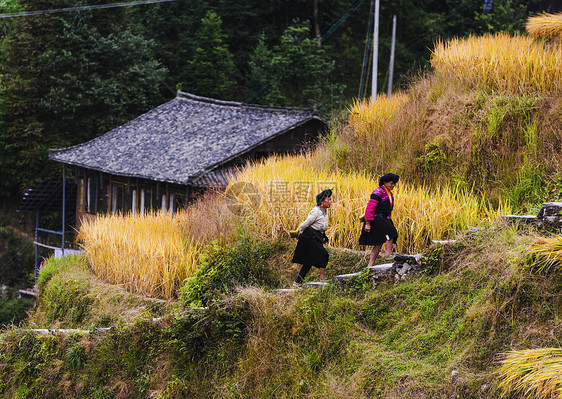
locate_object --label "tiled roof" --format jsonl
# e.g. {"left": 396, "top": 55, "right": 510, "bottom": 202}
{"left": 49, "top": 91, "right": 324, "bottom": 185}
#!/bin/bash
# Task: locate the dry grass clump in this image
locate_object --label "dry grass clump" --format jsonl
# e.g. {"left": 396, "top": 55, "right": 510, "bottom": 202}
{"left": 348, "top": 94, "right": 409, "bottom": 143}
{"left": 496, "top": 348, "right": 562, "bottom": 398}
{"left": 431, "top": 33, "right": 562, "bottom": 94}
{"left": 229, "top": 154, "right": 510, "bottom": 254}
{"left": 527, "top": 235, "right": 562, "bottom": 273}
{"left": 174, "top": 191, "right": 237, "bottom": 246}
{"left": 321, "top": 92, "right": 411, "bottom": 175}
{"left": 78, "top": 212, "right": 199, "bottom": 299}
{"left": 320, "top": 72, "right": 562, "bottom": 211}
{"left": 526, "top": 13, "right": 562, "bottom": 39}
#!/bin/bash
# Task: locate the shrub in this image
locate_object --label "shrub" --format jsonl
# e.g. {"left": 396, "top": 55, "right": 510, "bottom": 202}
{"left": 527, "top": 235, "right": 562, "bottom": 273}
{"left": 0, "top": 226, "right": 34, "bottom": 287}
{"left": 180, "top": 236, "right": 282, "bottom": 307}
{"left": 42, "top": 274, "right": 93, "bottom": 325}
{"left": 0, "top": 298, "right": 33, "bottom": 326}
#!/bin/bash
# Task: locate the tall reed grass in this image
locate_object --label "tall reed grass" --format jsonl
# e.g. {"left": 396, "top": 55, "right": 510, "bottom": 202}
{"left": 526, "top": 235, "right": 562, "bottom": 273}
{"left": 323, "top": 93, "right": 409, "bottom": 174}
{"left": 497, "top": 348, "right": 562, "bottom": 398}
{"left": 431, "top": 33, "right": 562, "bottom": 94}
{"left": 526, "top": 13, "right": 562, "bottom": 39}
{"left": 77, "top": 212, "right": 199, "bottom": 299}
{"left": 348, "top": 94, "right": 409, "bottom": 141}
{"left": 229, "top": 154, "right": 510, "bottom": 254}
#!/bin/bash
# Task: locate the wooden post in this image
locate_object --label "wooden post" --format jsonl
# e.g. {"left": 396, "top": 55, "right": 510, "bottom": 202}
{"left": 107, "top": 181, "right": 112, "bottom": 215}
{"left": 132, "top": 190, "right": 137, "bottom": 215}
{"left": 140, "top": 188, "right": 145, "bottom": 215}
{"left": 161, "top": 194, "right": 167, "bottom": 214}
{"left": 169, "top": 194, "right": 175, "bottom": 218}
{"left": 62, "top": 165, "right": 66, "bottom": 255}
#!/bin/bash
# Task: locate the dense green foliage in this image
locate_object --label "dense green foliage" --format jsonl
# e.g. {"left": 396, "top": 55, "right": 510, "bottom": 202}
{"left": 247, "top": 20, "right": 336, "bottom": 108}
{"left": 180, "top": 10, "right": 238, "bottom": 99}
{"left": 180, "top": 236, "right": 283, "bottom": 307}
{"left": 0, "top": 298, "right": 33, "bottom": 326}
{"left": 0, "top": 0, "right": 166, "bottom": 201}
{"left": 0, "top": 226, "right": 33, "bottom": 287}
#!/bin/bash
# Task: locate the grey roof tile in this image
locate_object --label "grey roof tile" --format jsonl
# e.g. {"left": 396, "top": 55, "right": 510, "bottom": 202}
{"left": 49, "top": 91, "right": 324, "bottom": 185}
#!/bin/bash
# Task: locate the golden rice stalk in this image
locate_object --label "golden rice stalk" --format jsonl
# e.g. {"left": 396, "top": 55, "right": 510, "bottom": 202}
{"left": 77, "top": 212, "right": 199, "bottom": 299}
{"left": 526, "top": 13, "right": 562, "bottom": 39}
{"left": 228, "top": 153, "right": 509, "bottom": 254}
{"left": 526, "top": 235, "right": 562, "bottom": 273}
{"left": 496, "top": 348, "right": 562, "bottom": 398}
{"left": 348, "top": 94, "right": 408, "bottom": 140}
{"left": 431, "top": 33, "right": 562, "bottom": 94}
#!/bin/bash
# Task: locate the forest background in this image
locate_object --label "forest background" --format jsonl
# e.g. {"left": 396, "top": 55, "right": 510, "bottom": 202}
{"left": 0, "top": 0, "right": 555, "bottom": 206}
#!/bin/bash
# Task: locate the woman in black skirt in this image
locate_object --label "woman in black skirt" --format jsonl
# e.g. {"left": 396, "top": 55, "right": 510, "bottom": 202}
{"left": 292, "top": 189, "right": 332, "bottom": 285}
{"left": 359, "top": 173, "right": 399, "bottom": 266}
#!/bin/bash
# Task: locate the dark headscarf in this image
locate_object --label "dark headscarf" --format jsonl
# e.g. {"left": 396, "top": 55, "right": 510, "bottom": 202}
{"left": 379, "top": 173, "right": 400, "bottom": 187}
{"left": 316, "top": 189, "right": 333, "bottom": 206}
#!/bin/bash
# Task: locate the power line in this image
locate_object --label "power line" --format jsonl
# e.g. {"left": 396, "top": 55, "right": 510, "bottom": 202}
{"left": 0, "top": 0, "right": 175, "bottom": 19}
{"left": 321, "top": 0, "right": 367, "bottom": 43}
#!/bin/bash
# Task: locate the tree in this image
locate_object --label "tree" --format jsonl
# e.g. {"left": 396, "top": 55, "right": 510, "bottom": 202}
{"left": 248, "top": 20, "right": 335, "bottom": 109}
{"left": 0, "top": 0, "right": 167, "bottom": 202}
{"left": 180, "top": 11, "right": 239, "bottom": 100}
{"left": 39, "top": 12, "right": 167, "bottom": 146}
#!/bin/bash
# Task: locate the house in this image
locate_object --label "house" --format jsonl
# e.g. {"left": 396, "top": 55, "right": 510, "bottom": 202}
{"left": 48, "top": 91, "right": 327, "bottom": 228}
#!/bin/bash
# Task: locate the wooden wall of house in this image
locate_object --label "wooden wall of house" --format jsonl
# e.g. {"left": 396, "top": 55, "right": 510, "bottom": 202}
{"left": 248, "top": 119, "right": 326, "bottom": 158}
{"left": 73, "top": 168, "right": 191, "bottom": 232}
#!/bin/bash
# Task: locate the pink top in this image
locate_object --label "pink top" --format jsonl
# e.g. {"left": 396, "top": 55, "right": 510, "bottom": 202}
{"left": 364, "top": 186, "right": 394, "bottom": 221}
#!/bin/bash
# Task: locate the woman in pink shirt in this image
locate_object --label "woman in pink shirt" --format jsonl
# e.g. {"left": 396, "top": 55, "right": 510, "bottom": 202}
{"left": 359, "top": 173, "right": 399, "bottom": 266}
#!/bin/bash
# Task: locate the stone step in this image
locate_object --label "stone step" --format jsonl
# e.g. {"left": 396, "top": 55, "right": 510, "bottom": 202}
{"left": 333, "top": 272, "right": 362, "bottom": 282}
{"left": 18, "top": 289, "right": 37, "bottom": 298}
{"left": 367, "top": 263, "right": 394, "bottom": 277}
{"left": 393, "top": 253, "right": 419, "bottom": 264}
{"left": 303, "top": 281, "right": 329, "bottom": 289}
{"left": 502, "top": 215, "right": 537, "bottom": 225}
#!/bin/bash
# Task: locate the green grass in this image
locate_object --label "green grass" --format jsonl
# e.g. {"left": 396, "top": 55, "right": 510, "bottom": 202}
{"left": 1, "top": 225, "right": 560, "bottom": 398}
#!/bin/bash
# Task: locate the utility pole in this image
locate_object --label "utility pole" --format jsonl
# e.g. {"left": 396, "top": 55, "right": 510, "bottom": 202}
{"left": 371, "top": 0, "right": 379, "bottom": 100}
{"left": 387, "top": 15, "right": 396, "bottom": 98}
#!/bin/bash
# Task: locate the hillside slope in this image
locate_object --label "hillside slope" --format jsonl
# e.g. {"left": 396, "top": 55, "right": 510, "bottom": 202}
{"left": 2, "top": 29, "right": 562, "bottom": 398}
{"left": 1, "top": 225, "right": 561, "bottom": 398}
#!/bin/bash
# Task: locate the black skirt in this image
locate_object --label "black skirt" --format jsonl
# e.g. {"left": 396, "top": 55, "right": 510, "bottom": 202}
{"left": 358, "top": 216, "right": 398, "bottom": 246}
{"left": 291, "top": 227, "right": 329, "bottom": 266}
